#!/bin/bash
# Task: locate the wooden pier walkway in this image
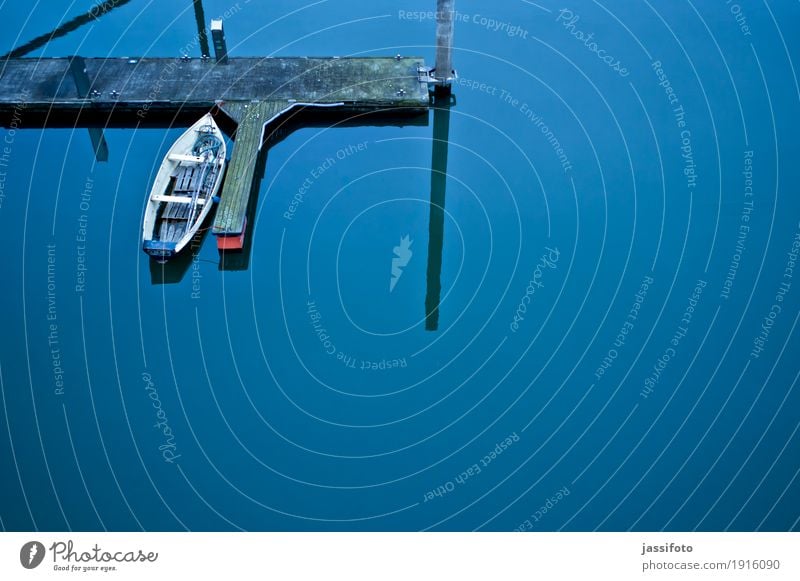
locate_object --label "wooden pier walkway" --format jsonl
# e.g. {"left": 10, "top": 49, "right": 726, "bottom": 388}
{"left": 0, "top": 56, "right": 430, "bottom": 249}
{"left": 212, "top": 100, "right": 285, "bottom": 248}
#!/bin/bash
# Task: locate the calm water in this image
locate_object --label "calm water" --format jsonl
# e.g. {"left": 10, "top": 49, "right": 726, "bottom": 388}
{"left": 0, "top": 0, "right": 799, "bottom": 531}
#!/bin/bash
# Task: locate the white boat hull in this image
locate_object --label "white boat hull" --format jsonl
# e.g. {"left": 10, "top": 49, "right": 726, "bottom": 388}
{"left": 142, "top": 113, "right": 227, "bottom": 260}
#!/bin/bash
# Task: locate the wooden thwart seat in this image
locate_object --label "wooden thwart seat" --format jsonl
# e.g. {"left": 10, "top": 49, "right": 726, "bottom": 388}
{"left": 168, "top": 153, "right": 205, "bottom": 163}
{"left": 152, "top": 194, "right": 207, "bottom": 205}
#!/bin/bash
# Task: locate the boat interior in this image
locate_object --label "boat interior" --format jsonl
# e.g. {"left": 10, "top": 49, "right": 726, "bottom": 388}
{"left": 155, "top": 164, "right": 214, "bottom": 243}
{"left": 147, "top": 124, "right": 223, "bottom": 246}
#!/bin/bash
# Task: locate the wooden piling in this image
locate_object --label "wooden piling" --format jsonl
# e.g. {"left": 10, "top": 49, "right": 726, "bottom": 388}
{"left": 210, "top": 19, "right": 227, "bottom": 64}
{"left": 434, "top": 0, "right": 455, "bottom": 91}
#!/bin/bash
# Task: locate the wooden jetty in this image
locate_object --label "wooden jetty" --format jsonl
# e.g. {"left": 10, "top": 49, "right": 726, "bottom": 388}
{"left": 0, "top": 55, "right": 430, "bottom": 249}
{"left": 0, "top": 0, "right": 456, "bottom": 258}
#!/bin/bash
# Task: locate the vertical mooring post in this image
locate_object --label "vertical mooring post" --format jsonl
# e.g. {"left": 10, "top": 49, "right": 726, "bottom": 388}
{"left": 434, "top": 0, "right": 455, "bottom": 94}
{"left": 210, "top": 19, "right": 228, "bottom": 64}
{"left": 193, "top": 0, "right": 211, "bottom": 58}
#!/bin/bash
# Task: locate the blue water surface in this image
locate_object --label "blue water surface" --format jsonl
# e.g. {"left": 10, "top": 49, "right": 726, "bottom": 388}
{"left": 0, "top": 0, "right": 798, "bottom": 531}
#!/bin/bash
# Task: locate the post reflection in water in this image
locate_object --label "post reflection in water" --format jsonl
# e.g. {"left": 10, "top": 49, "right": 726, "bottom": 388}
{"left": 425, "top": 93, "right": 454, "bottom": 331}
{"left": 0, "top": 0, "right": 135, "bottom": 59}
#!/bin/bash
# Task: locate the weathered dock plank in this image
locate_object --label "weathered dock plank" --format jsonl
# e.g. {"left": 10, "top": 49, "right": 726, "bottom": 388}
{"left": 213, "top": 100, "right": 288, "bottom": 243}
{"left": 0, "top": 56, "right": 429, "bottom": 116}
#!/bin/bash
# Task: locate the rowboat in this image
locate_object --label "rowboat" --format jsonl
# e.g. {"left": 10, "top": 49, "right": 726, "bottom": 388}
{"left": 142, "top": 113, "right": 226, "bottom": 260}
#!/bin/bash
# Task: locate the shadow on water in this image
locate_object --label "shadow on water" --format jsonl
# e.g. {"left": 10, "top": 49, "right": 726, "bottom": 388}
{"left": 425, "top": 92, "right": 455, "bottom": 331}
{"left": 0, "top": 0, "right": 135, "bottom": 60}
{"left": 149, "top": 224, "right": 215, "bottom": 285}
{"left": 1, "top": 0, "right": 213, "bottom": 60}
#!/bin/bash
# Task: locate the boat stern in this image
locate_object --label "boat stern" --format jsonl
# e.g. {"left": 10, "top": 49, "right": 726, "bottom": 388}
{"left": 143, "top": 240, "right": 178, "bottom": 261}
